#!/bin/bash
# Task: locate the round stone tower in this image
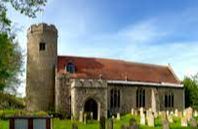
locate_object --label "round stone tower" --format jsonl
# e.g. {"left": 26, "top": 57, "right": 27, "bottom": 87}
{"left": 26, "top": 23, "right": 58, "bottom": 111}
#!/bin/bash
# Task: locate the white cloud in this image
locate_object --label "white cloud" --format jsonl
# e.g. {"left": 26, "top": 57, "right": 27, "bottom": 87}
{"left": 6, "top": 2, "right": 198, "bottom": 96}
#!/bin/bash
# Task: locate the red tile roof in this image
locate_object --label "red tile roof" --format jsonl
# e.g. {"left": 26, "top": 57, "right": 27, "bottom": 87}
{"left": 57, "top": 56, "right": 180, "bottom": 84}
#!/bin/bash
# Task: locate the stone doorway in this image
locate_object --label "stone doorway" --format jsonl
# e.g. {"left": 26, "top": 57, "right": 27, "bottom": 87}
{"left": 84, "top": 98, "right": 98, "bottom": 120}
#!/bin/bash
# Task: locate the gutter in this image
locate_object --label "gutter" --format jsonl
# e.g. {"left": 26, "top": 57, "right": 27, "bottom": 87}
{"left": 107, "top": 80, "right": 183, "bottom": 88}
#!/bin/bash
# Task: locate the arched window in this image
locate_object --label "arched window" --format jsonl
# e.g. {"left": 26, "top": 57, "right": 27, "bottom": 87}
{"left": 65, "top": 63, "right": 75, "bottom": 73}
{"left": 164, "top": 92, "right": 174, "bottom": 108}
{"left": 110, "top": 89, "right": 120, "bottom": 109}
{"left": 136, "top": 88, "right": 145, "bottom": 108}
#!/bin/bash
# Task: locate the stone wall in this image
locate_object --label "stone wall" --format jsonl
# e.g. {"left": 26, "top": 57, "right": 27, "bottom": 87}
{"left": 26, "top": 23, "right": 57, "bottom": 111}
{"left": 71, "top": 79, "right": 108, "bottom": 120}
{"left": 55, "top": 74, "right": 71, "bottom": 116}
{"left": 107, "top": 84, "right": 184, "bottom": 115}
{"left": 158, "top": 87, "right": 184, "bottom": 111}
{"left": 107, "top": 85, "right": 152, "bottom": 115}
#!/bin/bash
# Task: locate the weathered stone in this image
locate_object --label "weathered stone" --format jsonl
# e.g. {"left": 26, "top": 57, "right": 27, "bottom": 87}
{"left": 139, "top": 107, "right": 144, "bottom": 116}
{"left": 183, "top": 110, "right": 187, "bottom": 117}
{"left": 189, "top": 118, "right": 197, "bottom": 128}
{"left": 185, "top": 107, "right": 193, "bottom": 121}
{"left": 117, "top": 113, "right": 120, "bottom": 120}
{"left": 108, "top": 119, "right": 113, "bottom": 129}
{"left": 181, "top": 117, "right": 187, "bottom": 127}
{"left": 147, "top": 112, "right": 154, "bottom": 127}
{"left": 99, "top": 116, "right": 106, "bottom": 129}
{"left": 112, "top": 115, "right": 115, "bottom": 120}
{"left": 120, "top": 124, "right": 128, "bottom": 129}
{"left": 26, "top": 23, "right": 185, "bottom": 120}
{"left": 162, "top": 120, "right": 169, "bottom": 129}
{"left": 140, "top": 113, "right": 145, "bottom": 125}
{"left": 131, "top": 108, "right": 134, "bottom": 115}
{"left": 129, "top": 118, "right": 136, "bottom": 126}
{"left": 90, "top": 112, "right": 93, "bottom": 120}
{"left": 166, "top": 111, "right": 169, "bottom": 116}
{"left": 83, "top": 113, "right": 87, "bottom": 124}
{"left": 194, "top": 110, "right": 198, "bottom": 117}
{"left": 79, "top": 111, "right": 83, "bottom": 122}
{"left": 72, "top": 123, "right": 78, "bottom": 129}
{"left": 174, "top": 109, "right": 178, "bottom": 117}
{"left": 26, "top": 23, "right": 58, "bottom": 111}
{"left": 167, "top": 115, "right": 173, "bottom": 123}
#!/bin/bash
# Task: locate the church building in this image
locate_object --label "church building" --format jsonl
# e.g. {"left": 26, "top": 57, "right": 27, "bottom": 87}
{"left": 26, "top": 23, "right": 185, "bottom": 120}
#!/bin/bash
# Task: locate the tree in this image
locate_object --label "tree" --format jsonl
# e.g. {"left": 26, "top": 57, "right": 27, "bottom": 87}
{"left": 0, "top": 33, "right": 23, "bottom": 93}
{"left": 0, "top": 0, "right": 47, "bottom": 32}
{"left": 183, "top": 73, "right": 198, "bottom": 110}
{"left": 0, "top": 0, "right": 47, "bottom": 93}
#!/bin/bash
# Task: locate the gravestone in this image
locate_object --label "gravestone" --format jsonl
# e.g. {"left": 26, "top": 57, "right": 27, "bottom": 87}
{"left": 194, "top": 110, "right": 198, "bottom": 117}
{"left": 112, "top": 115, "right": 115, "bottom": 120}
{"left": 189, "top": 118, "right": 197, "bottom": 128}
{"left": 100, "top": 116, "right": 106, "bottom": 129}
{"left": 129, "top": 118, "right": 136, "bottom": 126}
{"left": 167, "top": 115, "right": 173, "bottom": 123}
{"left": 147, "top": 111, "right": 154, "bottom": 127}
{"left": 158, "top": 111, "right": 162, "bottom": 116}
{"left": 71, "top": 116, "right": 74, "bottom": 121}
{"left": 174, "top": 109, "right": 178, "bottom": 117}
{"left": 72, "top": 123, "right": 78, "bottom": 129}
{"left": 183, "top": 110, "right": 186, "bottom": 117}
{"left": 121, "top": 124, "right": 128, "bottom": 129}
{"left": 186, "top": 107, "right": 193, "bottom": 121}
{"left": 90, "top": 112, "right": 93, "bottom": 120}
{"left": 108, "top": 119, "right": 113, "bottom": 129}
{"left": 178, "top": 111, "right": 183, "bottom": 118}
{"left": 162, "top": 120, "right": 169, "bottom": 129}
{"left": 79, "top": 111, "right": 83, "bottom": 122}
{"left": 166, "top": 111, "right": 169, "bottom": 116}
{"left": 83, "top": 113, "right": 87, "bottom": 124}
{"left": 181, "top": 117, "right": 187, "bottom": 127}
{"left": 131, "top": 108, "right": 134, "bottom": 115}
{"left": 128, "top": 118, "right": 138, "bottom": 129}
{"left": 139, "top": 107, "right": 144, "bottom": 116}
{"left": 140, "top": 113, "right": 145, "bottom": 125}
{"left": 117, "top": 113, "right": 120, "bottom": 120}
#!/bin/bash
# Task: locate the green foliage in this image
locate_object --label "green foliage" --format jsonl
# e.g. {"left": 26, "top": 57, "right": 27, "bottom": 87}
{"left": 0, "top": 113, "right": 197, "bottom": 129}
{"left": 0, "top": 0, "right": 47, "bottom": 94}
{"left": 0, "top": 33, "right": 23, "bottom": 93}
{"left": 0, "top": 92, "right": 25, "bottom": 109}
{"left": 183, "top": 73, "right": 198, "bottom": 110}
{"left": 0, "top": 0, "right": 47, "bottom": 32}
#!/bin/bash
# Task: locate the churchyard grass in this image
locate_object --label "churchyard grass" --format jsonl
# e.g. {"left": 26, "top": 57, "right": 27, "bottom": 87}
{"left": 0, "top": 113, "right": 197, "bottom": 129}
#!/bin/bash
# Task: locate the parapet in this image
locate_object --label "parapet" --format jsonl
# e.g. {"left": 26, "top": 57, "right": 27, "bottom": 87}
{"left": 27, "top": 23, "right": 58, "bottom": 36}
{"left": 71, "top": 79, "right": 107, "bottom": 88}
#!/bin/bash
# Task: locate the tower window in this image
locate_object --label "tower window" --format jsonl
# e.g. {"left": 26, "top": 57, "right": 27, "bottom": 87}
{"left": 39, "top": 42, "right": 46, "bottom": 51}
{"left": 66, "top": 63, "right": 75, "bottom": 73}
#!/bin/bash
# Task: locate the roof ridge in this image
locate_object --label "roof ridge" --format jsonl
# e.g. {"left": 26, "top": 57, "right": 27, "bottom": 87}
{"left": 58, "top": 55, "right": 168, "bottom": 68}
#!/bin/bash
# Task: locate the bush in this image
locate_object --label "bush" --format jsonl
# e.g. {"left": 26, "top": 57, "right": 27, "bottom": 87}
{"left": 0, "top": 92, "right": 25, "bottom": 109}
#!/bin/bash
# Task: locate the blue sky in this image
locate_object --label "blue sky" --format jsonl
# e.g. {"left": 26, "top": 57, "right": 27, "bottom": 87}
{"left": 7, "top": 0, "right": 198, "bottom": 96}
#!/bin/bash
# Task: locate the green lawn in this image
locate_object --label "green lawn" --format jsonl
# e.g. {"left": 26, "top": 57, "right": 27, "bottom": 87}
{"left": 0, "top": 114, "right": 197, "bottom": 129}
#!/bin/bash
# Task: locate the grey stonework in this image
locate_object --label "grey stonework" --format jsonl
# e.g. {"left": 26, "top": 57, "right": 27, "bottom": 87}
{"left": 26, "top": 23, "right": 57, "bottom": 111}
{"left": 71, "top": 79, "right": 108, "bottom": 120}
{"left": 55, "top": 74, "right": 71, "bottom": 115}
{"left": 26, "top": 23, "right": 185, "bottom": 120}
